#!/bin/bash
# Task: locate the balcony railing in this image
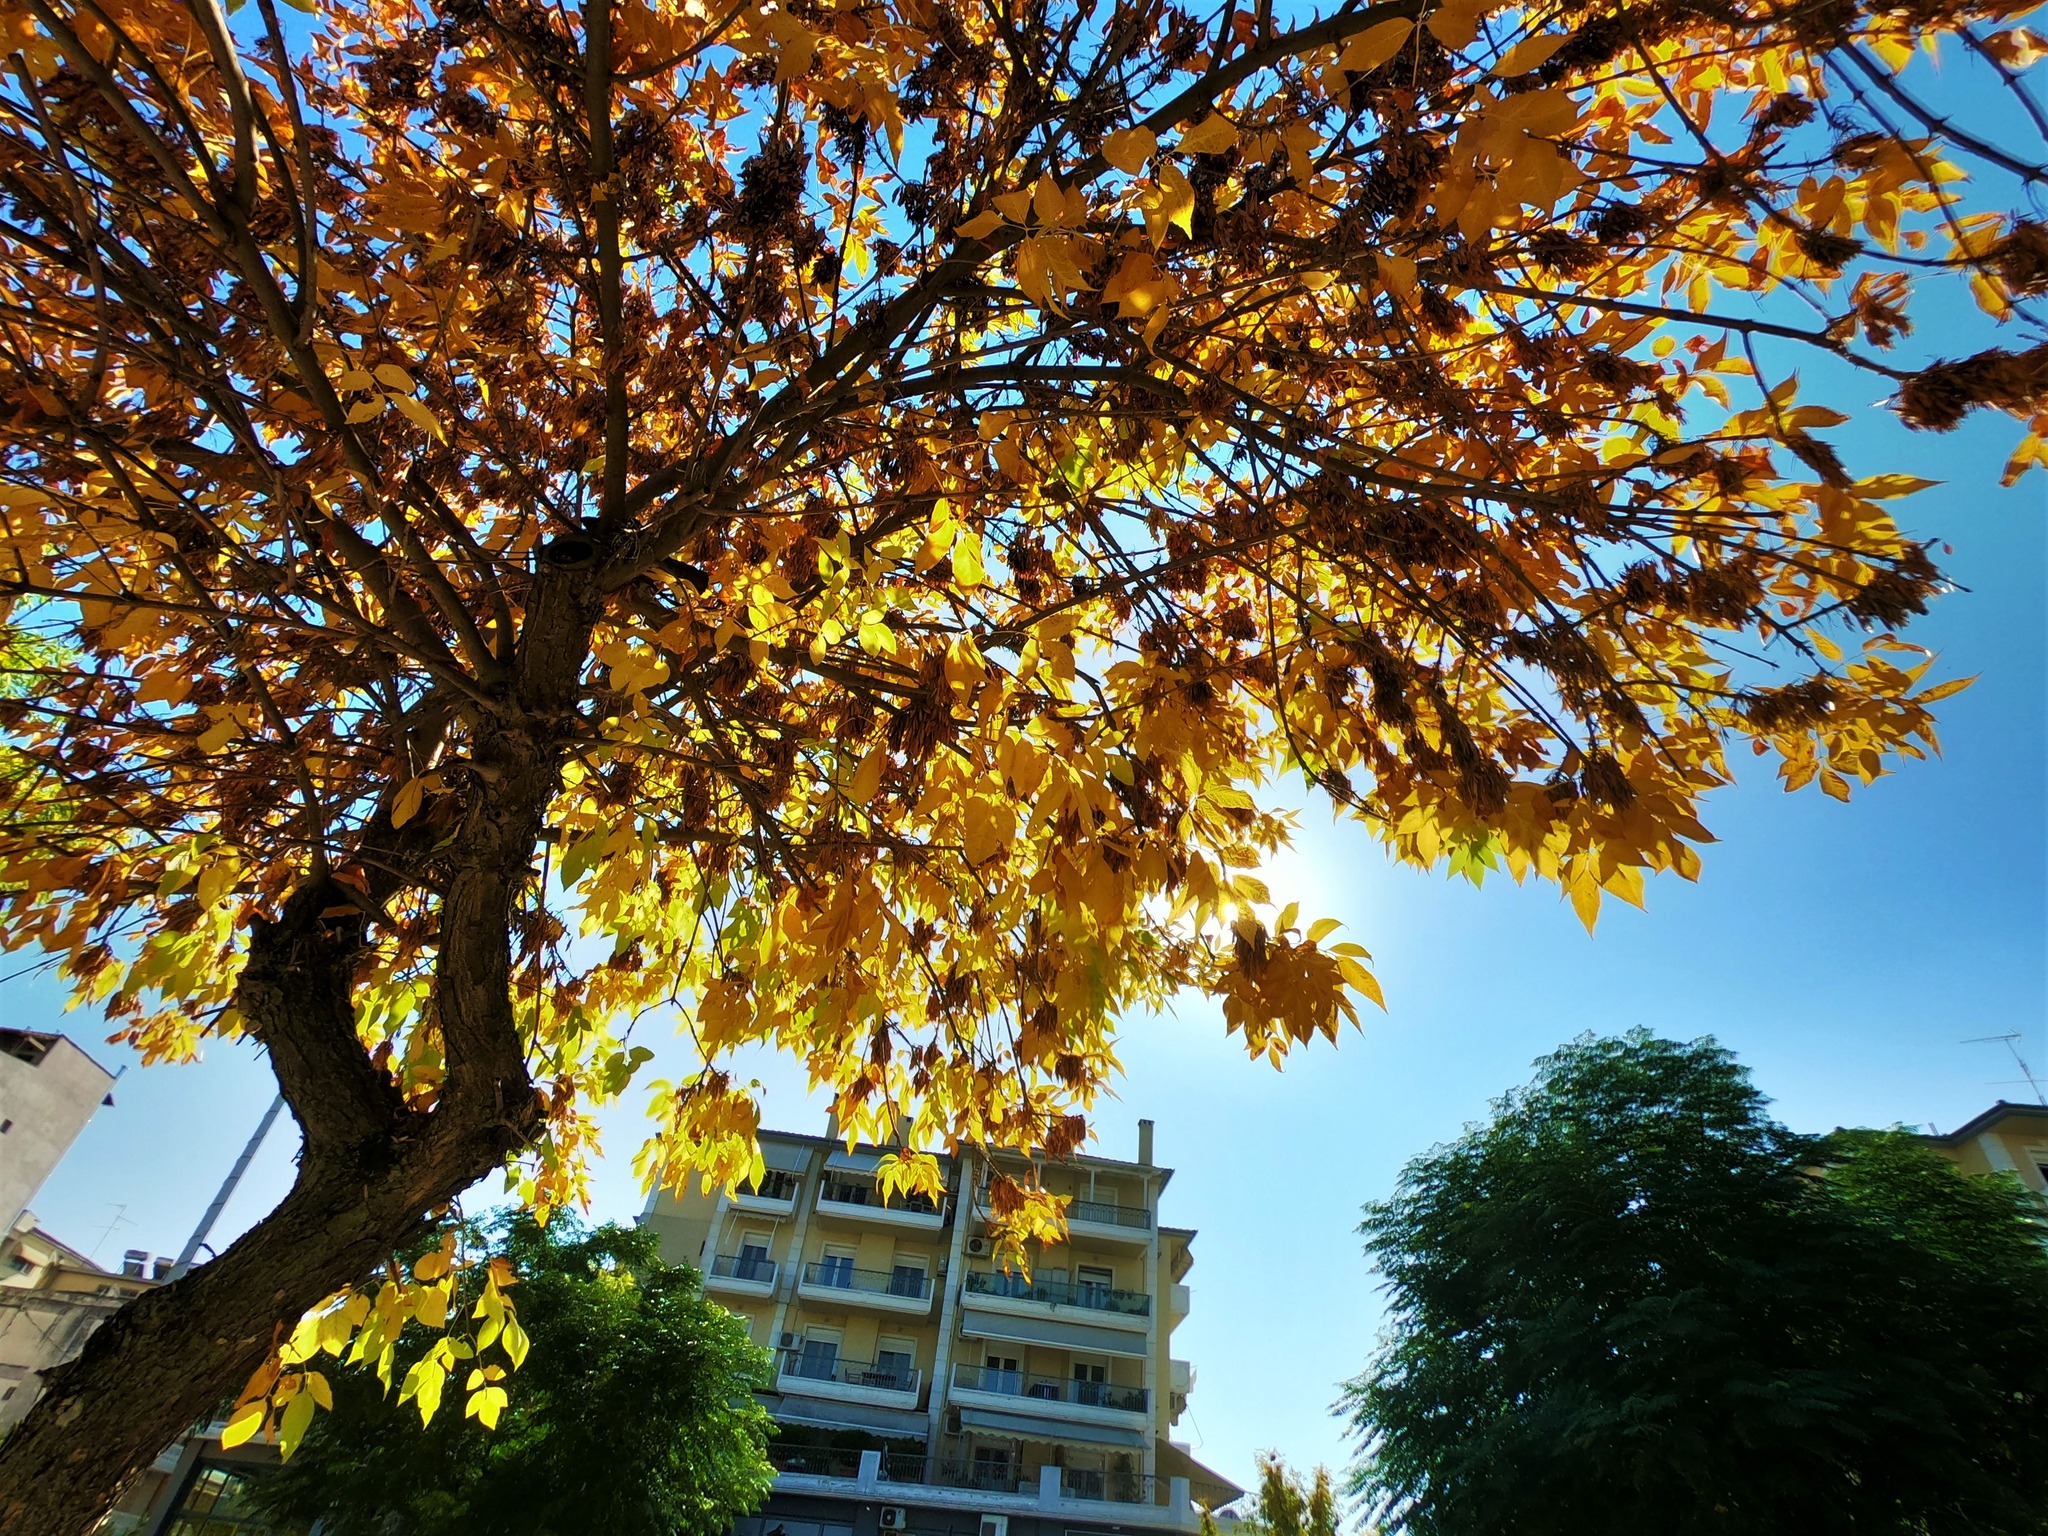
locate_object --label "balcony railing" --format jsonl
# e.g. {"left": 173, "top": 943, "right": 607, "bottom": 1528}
{"left": 950, "top": 1362, "right": 1147, "bottom": 1413}
{"left": 1063, "top": 1468, "right": 1160, "bottom": 1505}
{"left": 1068, "top": 1197, "right": 1151, "bottom": 1229}
{"left": 707, "top": 1253, "right": 777, "bottom": 1284}
{"left": 780, "top": 1350, "right": 921, "bottom": 1395}
{"left": 963, "top": 1268, "right": 1149, "bottom": 1316}
{"left": 819, "top": 1176, "right": 943, "bottom": 1216}
{"left": 801, "top": 1261, "right": 934, "bottom": 1301}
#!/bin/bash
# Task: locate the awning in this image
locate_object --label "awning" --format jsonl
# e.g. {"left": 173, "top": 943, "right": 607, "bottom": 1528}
{"left": 957, "top": 1408, "right": 1146, "bottom": 1449}
{"left": 761, "top": 1141, "right": 812, "bottom": 1173}
{"left": 1155, "top": 1439, "right": 1245, "bottom": 1506}
{"left": 824, "top": 1149, "right": 883, "bottom": 1174}
{"left": 959, "top": 1309, "right": 1148, "bottom": 1358}
{"left": 768, "top": 1397, "right": 929, "bottom": 1437}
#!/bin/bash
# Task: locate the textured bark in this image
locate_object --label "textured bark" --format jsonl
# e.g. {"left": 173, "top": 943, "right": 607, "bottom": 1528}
{"left": 0, "top": 570, "right": 598, "bottom": 1535}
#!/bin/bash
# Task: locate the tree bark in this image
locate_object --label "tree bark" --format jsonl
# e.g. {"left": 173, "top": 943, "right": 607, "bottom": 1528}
{"left": 0, "top": 569, "right": 598, "bottom": 1534}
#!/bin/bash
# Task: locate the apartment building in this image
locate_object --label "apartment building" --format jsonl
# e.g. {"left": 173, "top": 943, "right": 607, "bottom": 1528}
{"left": 0, "top": 1026, "right": 116, "bottom": 1236}
{"left": 1923, "top": 1100, "right": 2048, "bottom": 1197}
{"left": 643, "top": 1118, "right": 1241, "bottom": 1536}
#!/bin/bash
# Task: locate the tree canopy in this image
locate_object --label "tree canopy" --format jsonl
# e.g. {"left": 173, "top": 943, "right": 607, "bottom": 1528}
{"left": 0, "top": 0, "right": 2042, "bottom": 1517}
{"left": 1346, "top": 1031, "right": 2048, "bottom": 1536}
{"left": 1205, "top": 1454, "right": 1344, "bottom": 1536}
{"left": 243, "top": 1215, "right": 775, "bottom": 1536}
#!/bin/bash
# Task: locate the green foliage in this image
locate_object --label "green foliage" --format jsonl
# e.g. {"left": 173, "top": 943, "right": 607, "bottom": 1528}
{"left": 246, "top": 1213, "right": 775, "bottom": 1536}
{"left": 1346, "top": 1031, "right": 2048, "bottom": 1536}
{"left": 1204, "top": 1455, "right": 1342, "bottom": 1536}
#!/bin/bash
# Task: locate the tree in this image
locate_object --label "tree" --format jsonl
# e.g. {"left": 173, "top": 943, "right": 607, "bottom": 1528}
{"left": 1345, "top": 1031, "right": 2048, "bottom": 1536}
{"left": 0, "top": 0, "right": 2040, "bottom": 1516}
{"left": 243, "top": 1214, "right": 775, "bottom": 1536}
{"left": 1205, "top": 1454, "right": 1345, "bottom": 1536}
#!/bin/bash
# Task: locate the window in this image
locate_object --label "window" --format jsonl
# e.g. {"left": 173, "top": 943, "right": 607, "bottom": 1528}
{"left": 983, "top": 1352, "right": 1020, "bottom": 1393}
{"left": 1076, "top": 1264, "right": 1114, "bottom": 1308}
{"left": 743, "top": 1168, "right": 800, "bottom": 1201}
{"left": 796, "top": 1331, "right": 841, "bottom": 1380}
{"left": 737, "top": 1233, "right": 772, "bottom": 1280}
{"left": 971, "top": 1447, "right": 1012, "bottom": 1491}
{"left": 875, "top": 1337, "right": 915, "bottom": 1387}
{"left": 1072, "top": 1359, "right": 1108, "bottom": 1407}
{"left": 818, "top": 1247, "right": 856, "bottom": 1287}
{"left": 161, "top": 1463, "right": 307, "bottom": 1536}
{"left": 887, "top": 1258, "right": 926, "bottom": 1296}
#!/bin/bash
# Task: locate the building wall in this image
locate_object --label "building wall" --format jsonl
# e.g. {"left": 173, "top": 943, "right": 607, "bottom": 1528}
{"left": 647, "top": 1122, "right": 1236, "bottom": 1536}
{"left": 0, "top": 1029, "right": 115, "bottom": 1235}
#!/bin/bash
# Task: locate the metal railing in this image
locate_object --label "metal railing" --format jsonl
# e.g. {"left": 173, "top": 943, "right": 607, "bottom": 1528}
{"left": 707, "top": 1253, "right": 777, "bottom": 1285}
{"left": 801, "top": 1261, "right": 934, "bottom": 1300}
{"left": 949, "top": 1362, "right": 1147, "bottom": 1413}
{"left": 769, "top": 1442, "right": 865, "bottom": 1479}
{"left": 818, "top": 1176, "right": 943, "bottom": 1216}
{"left": 1067, "top": 1197, "right": 1151, "bottom": 1229}
{"left": 737, "top": 1170, "right": 802, "bottom": 1202}
{"left": 1063, "top": 1468, "right": 1161, "bottom": 1505}
{"left": 963, "top": 1268, "right": 1150, "bottom": 1315}
{"left": 936, "top": 1459, "right": 1026, "bottom": 1493}
{"left": 881, "top": 1450, "right": 934, "bottom": 1484}
{"left": 779, "top": 1350, "right": 921, "bottom": 1395}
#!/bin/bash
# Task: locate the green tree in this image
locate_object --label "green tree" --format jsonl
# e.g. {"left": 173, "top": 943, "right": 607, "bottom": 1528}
{"left": 246, "top": 1214, "right": 775, "bottom": 1536}
{"left": 1346, "top": 1031, "right": 2048, "bottom": 1536}
{"left": 1205, "top": 1455, "right": 1343, "bottom": 1536}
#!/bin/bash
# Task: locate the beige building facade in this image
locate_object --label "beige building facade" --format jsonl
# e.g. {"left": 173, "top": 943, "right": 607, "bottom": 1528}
{"left": 644, "top": 1118, "right": 1240, "bottom": 1536}
{"left": 0, "top": 1026, "right": 115, "bottom": 1237}
{"left": 1923, "top": 1100, "right": 2048, "bottom": 1198}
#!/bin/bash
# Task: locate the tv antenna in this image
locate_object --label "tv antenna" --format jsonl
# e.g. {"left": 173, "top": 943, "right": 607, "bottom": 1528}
{"left": 1962, "top": 1033, "right": 2047, "bottom": 1106}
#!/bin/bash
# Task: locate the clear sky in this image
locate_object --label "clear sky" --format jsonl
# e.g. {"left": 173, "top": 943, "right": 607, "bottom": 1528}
{"left": 7, "top": 167, "right": 2045, "bottom": 1522}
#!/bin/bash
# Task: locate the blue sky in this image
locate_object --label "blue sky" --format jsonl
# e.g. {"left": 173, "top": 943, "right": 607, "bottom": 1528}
{"left": 14, "top": 375, "right": 2040, "bottom": 1490}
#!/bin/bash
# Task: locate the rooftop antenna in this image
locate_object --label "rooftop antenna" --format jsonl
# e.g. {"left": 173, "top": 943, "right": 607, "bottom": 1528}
{"left": 167, "top": 1094, "right": 285, "bottom": 1281}
{"left": 87, "top": 1203, "right": 131, "bottom": 1263}
{"left": 1962, "top": 1033, "right": 2047, "bottom": 1107}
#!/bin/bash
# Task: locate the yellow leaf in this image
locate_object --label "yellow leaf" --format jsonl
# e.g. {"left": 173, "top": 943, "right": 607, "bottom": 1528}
{"left": 1306, "top": 916, "right": 1342, "bottom": 943}
{"left": 1102, "top": 126, "right": 1157, "bottom": 173}
{"left": 220, "top": 1400, "right": 266, "bottom": 1450}
{"left": 501, "top": 1318, "right": 530, "bottom": 1370}
{"left": 345, "top": 398, "right": 385, "bottom": 423}
{"left": 1033, "top": 172, "right": 1064, "bottom": 227}
{"left": 277, "top": 1388, "right": 316, "bottom": 1461}
{"left": 955, "top": 209, "right": 1005, "bottom": 239}
{"left": 850, "top": 744, "right": 886, "bottom": 804}
{"left": 1177, "top": 114, "right": 1239, "bottom": 155}
{"left": 1427, "top": 0, "right": 1491, "bottom": 47}
{"left": 304, "top": 1370, "right": 333, "bottom": 1410}
{"left": 952, "top": 528, "right": 987, "bottom": 587}
{"left": 372, "top": 363, "right": 414, "bottom": 390}
{"left": 1376, "top": 252, "right": 1417, "bottom": 295}
{"left": 1160, "top": 164, "right": 1195, "bottom": 239}
{"left": 198, "top": 715, "right": 240, "bottom": 754}
{"left": 392, "top": 393, "right": 445, "bottom": 442}
{"left": 391, "top": 776, "right": 427, "bottom": 829}
{"left": 1100, "top": 252, "right": 1166, "bottom": 317}
{"left": 962, "top": 798, "right": 1014, "bottom": 866}
{"left": 1492, "top": 32, "right": 1565, "bottom": 75}
{"left": 1340, "top": 16, "right": 1415, "bottom": 72}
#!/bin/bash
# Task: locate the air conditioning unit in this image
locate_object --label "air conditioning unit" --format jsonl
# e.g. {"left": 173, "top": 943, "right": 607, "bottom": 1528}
{"left": 965, "top": 1236, "right": 992, "bottom": 1258}
{"left": 880, "top": 1509, "right": 909, "bottom": 1531}
{"left": 778, "top": 1332, "right": 799, "bottom": 1350}
{"left": 978, "top": 1516, "right": 1009, "bottom": 1536}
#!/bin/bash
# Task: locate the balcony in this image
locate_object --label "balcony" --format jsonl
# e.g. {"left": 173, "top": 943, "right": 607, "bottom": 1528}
{"left": 961, "top": 1269, "right": 1150, "bottom": 1333}
{"left": 948, "top": 1362, "right": 1148, "bottom": 1426}
{"left": 704, "top": 1252, "right": 777, "bottom": 1299}
{"left": 732, "top": 1169, "right": 802, "bottom": 1216}
{"left": 778, "top": 1349, "right": 922, "bottom": 1409}
{"left": 1065, "top": 1196, "right": 1153, "bottom": 1245}
{"left": 815, "top": 1174, "right": 947, "bottom": 1231}
{"left": 762, "top": 1448, "right": 1202, "bottom": 1530}
{"left": 797, "top": 1261, "right": 935, "bottom": 1315}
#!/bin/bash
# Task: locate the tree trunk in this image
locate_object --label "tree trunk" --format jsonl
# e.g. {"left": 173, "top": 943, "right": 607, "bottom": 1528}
{"left": 0, "top": 633, "right": 592, "bottom": 1531}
